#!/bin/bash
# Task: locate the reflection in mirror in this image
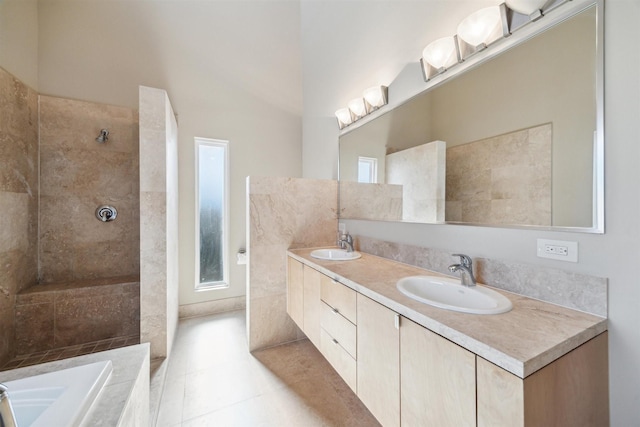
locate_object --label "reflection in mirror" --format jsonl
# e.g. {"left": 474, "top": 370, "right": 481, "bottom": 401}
{"left": 339, "top": 4, "right": 601, "bottom": 232}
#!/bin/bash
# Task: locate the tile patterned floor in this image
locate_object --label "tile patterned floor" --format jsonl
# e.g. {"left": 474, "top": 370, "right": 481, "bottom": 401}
{"left": 1, "top": 335, "right": 139, "bottom": 370}
{"left": 156, "top": 310, "right": 379, "bottom": 426}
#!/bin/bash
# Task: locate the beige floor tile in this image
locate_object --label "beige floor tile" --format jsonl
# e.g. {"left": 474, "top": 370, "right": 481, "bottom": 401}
{"left": 158, "top": 310, "right": 378, "bottom": 426}
{"left": 156, "top": 375, "right": 185, "bottom": 427}
{"left": 182, "top": 357, "right": 275, "bottom": 420}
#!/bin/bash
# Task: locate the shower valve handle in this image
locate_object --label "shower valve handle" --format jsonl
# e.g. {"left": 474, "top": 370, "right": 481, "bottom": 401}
{"left": 96, "top": 206, "right": 117, "bottom": 222}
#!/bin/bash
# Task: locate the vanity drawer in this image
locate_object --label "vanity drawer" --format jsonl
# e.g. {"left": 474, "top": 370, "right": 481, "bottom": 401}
{"left": 321, "top": 301, "right": 357, "bottom": 359}
{"left": 321, "top": 277, "right": 357, "bottom": 324}
{"left": 320, "top": 328, "right": 357, "bottom": 394}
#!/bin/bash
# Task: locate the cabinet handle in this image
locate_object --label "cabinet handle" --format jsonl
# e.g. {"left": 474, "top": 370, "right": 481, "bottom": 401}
{"left": 332, "top": 280, "right": 339, "bottom": 285}
{"left": 332, "top": 307, "right": 339, "bottom": 314}
{"left": 332, "top": 338, "right": 339, "bottom": 345}
{"left": 394, "top": 314, "right": 400, "bottom": 330}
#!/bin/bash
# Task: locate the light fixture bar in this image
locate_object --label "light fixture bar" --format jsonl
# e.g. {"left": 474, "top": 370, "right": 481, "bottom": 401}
{"left": 335, "top": 85, "right": 389, "bottom": 129}
{"left": 419, "top": 0, "right": 573, "bottom": 82}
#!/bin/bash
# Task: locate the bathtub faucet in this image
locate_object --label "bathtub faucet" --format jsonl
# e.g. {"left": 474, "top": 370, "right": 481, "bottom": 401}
{"left": 0, "top": 383, "right": 18, "bottom": 427}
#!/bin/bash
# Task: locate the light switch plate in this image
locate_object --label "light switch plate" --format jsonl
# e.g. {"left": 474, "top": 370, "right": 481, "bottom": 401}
{"left": 537, "top": 238, "right": 578, "bottom": 262}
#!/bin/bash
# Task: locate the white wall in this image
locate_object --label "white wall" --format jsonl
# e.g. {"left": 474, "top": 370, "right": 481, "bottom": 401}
{"left": 36, "top": 0, "right": 303, "bottom": 306}
{"left": 0, "top": 0, "right": 38, "bottom": 89}
{"left": 301, "top": 0, "right": 640, "bottom": 425}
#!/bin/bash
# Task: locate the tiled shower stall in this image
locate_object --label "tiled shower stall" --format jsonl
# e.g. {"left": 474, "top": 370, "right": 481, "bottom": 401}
{"left": 15, "top": 96, "right": 141, "bottom": 360}
{"left": 0, "top": 66, "right": 178, "bottom": 368}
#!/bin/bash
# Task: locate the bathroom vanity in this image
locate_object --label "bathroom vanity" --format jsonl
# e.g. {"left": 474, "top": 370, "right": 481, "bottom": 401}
{"left": 287, "top": 248, "right": 608, "bottom": 427}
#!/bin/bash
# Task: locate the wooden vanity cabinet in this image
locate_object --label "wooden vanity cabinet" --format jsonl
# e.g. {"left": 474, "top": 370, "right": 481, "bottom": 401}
{"left": 400, "top": 318, "right": 476, "bottom": 427}
{"left": 286, "top": 257, "right": 304, "bottom": 330}
{"left": 288, "top": 256, "right": 609, "bottom": 427}
{"left": 319, "top": 276, "right": 358, "bottom": 393}
{"left": 357, "top": 294, "right": 400, "bottom": 427}
{"left": 302, "top": 265, "right": 323, "bottom": 348}
{"left": 477, "top": 332, "right": 609, "bottom": 427}
{"left": 286, "top": 257, "right": 324, "bottom": 348}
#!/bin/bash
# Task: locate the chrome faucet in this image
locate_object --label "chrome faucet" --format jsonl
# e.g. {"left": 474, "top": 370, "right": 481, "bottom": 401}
{"left": 0, "top": 383, "right": 18, "bottom": 427}
{"left": 339, "top": 232, "right": 354, "bottom": 252}
{"left": 448, "top": 254, "right": 477, "bottom": 287}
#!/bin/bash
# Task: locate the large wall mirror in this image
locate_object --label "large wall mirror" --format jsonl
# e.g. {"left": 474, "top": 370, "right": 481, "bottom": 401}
{"left": 338, "top": 1, "right": 603, "bottom": 233}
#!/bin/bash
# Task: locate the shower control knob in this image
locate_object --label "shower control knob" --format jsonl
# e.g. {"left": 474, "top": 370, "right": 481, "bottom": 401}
{"left": 96, "top": 206, "right": 118, "bottom": 222}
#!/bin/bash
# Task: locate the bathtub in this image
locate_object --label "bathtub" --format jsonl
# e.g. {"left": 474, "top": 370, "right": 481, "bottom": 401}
{"left": 3, "top": 360, "right": 112, "bottom": 427}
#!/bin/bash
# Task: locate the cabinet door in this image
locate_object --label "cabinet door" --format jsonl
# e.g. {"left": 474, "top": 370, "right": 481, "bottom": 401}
{"left": 477, "top": 332, "right": 609, "bottom": 427}
{"left": 401, "top": 318, "right": 476, "bottom": 427}
{"left": 286, "top": 257, "right": 304, "bottom": 329}
{"left": 476, "top": 357, "right": 524, "bottom": 427}
{"left": 357, "top": 294, "right": 400, "bottom": 427}
{"left": 302, "top": 265, "right": 322, "bottom": 348}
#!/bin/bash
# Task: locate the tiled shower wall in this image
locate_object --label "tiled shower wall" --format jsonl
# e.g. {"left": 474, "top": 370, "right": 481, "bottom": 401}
{"left": 247, "top": 177, "right": 338, "bottom": 351}
{"left": 39, "top": 96, "right": 140, "bottom": 283}
{"left": 0, "top": 67, "right": 39, "bottom": 366}
{"left": 139, "top": 86, "right": 179, "bottom": 360}
{"left": 339, "top": 181, "right": 402, "bottom": 221}
{"left": 446, "top": 124, "right": 552, "bottom": 226}
{"left": 386, "top": 140, "right": 446, "bottom": 223}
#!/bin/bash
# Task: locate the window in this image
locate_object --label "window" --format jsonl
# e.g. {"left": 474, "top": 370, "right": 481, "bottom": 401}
{"left": 358, "top": 156, "right": 378, "bottom": 183}
{"left": 195, "top": 138, "right": 229, "bottom": 290}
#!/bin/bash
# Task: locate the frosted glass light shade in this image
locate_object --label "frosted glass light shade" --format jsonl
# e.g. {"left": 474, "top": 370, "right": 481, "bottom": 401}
{"left": 363, "top": 86, "right": 388, "bottom": 113}
{"left": 457, "top": 6, "right": 503, "bottom": 47}
{"left": 422, "top": 37, "right": 458, "bottom": 70}
{"left": 335, "top": 108, "right": 353, "bottom": 129}
{"left": 506, "top": 0, "right": 548, "bottom": 15}
{"left": 348, "top": 98, "right": 367, "bottom": 119}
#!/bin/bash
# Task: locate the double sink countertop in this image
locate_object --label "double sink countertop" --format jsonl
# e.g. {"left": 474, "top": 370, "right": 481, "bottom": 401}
{"left": 287, "top": 247, "right": 607, "bottom": 379}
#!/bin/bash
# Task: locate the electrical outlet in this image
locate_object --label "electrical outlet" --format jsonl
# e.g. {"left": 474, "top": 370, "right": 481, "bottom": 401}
{"left": 537, "top": 239, "right": 578, "bottom": 262}
{"left": 544, "top": 244, "right": 568, "bottom": 256}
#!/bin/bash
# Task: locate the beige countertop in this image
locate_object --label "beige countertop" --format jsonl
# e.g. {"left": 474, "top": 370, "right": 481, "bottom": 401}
{"left": 288, "top": 248, "right": 607, "bottom": 378}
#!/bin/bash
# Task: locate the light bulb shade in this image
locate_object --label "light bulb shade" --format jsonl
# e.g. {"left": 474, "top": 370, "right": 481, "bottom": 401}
{"left": 422, "top": 36, "right": 459, "bottom": 71}
{"left": 505, "top": 0, "right": 549, "bottom": 15}
{"left": 348, "top": 98, "right": 367, "bottom": 119}
{"left": 457, "top": 6, "right": 504, "bottom": 48}
{"left": 363, "top": 86, "right": 388, "bottom": 113}
{"left": 335, "top": 108, "right": 353, "bottom": 129}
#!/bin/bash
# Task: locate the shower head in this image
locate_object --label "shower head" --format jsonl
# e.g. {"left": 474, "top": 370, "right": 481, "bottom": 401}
{"left": 96, "top": 129, "right": 109, "bottom": 143}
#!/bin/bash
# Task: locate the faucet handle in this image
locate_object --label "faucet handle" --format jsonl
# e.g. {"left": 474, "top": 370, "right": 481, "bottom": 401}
{"left": 452, "top": 253, "right": 472, "bottom": 268}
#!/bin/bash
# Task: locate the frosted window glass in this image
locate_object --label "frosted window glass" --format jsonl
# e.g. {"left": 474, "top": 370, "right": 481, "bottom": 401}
{"left": 198, "top": 143, "right": 226, "bottom": 287}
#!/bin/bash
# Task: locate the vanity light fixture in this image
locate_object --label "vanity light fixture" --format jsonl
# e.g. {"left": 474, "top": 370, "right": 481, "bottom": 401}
{"left": 421, "top": 36, "right": 460, "bottom": 81}
{"left": 335, "top": 108, "right": 353, "bottom": 130}
{"left": 363, "top": 86, "right": 388, "bottom": 114}
{"left": 348, "top": 97, "right": 367, "bottom": 120}
{"left": 506, "top": 0, "right": 549, "bottom": 18}
{"left": 456, "top": 5, "right": 509, "bottom": 60}
{"left": 335, "top": 85, "right": 389, "bottom": 129}
{"left": 418, "top": 0, "right": 574, "bottom": 83}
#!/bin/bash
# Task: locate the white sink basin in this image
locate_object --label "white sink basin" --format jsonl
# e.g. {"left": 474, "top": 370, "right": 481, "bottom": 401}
{"left": 310, "top": 248, "right": 361, "bottom": 261}
{"left": 396, "top": 275, "right": 512, "bottom": 315}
